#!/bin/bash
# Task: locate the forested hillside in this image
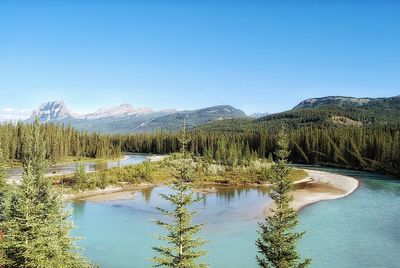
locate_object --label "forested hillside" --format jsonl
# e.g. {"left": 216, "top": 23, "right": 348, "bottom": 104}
{"left": 132, "top": 105, "right": 247, "bottom": 132}
{"left": 117, "top": 124, "right": 400, "bottom": 176}
{"left": 1, "top": 95, "right": 399, "bottom": 177}
{"left": 199, "top": 96, "right": 400, "bottom": 130}
{"left": 258, "top": 100, "right": 400, "bottom": 127}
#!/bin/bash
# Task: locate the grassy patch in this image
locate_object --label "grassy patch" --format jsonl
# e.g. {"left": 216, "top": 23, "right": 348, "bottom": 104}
{"left": 288, "top": 169, "right": 309, "bottom": 181}
{"left": 6, "top": 155, "right": 122, "bottom": 169}
{"left": 55, "top": 160, "right": 172, "bottom": 191}
{"left": 54, "top": 157, "right": 309, "bottom": 192}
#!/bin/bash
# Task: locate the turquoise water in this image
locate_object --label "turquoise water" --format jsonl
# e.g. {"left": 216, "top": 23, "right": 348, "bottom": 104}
{"left": 6, "top": 153, "right": 149, "bottom": 179}
{"left": 295, "top": 166, "right": 400, "bottom": 268}
{"left": 71, "top": 167, "right": 400, "bottom": 268}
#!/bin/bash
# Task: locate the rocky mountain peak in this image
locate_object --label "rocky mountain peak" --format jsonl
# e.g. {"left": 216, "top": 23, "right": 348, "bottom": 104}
{"left": 30, "top": 100, "right": 71, "bottom": 121}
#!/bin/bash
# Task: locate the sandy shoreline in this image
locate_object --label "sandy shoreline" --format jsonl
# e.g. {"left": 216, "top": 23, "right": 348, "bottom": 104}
{"left": 147, "top": 155, "right": 168, "bottom": 162}
{"left": 65, "top": 183, "right": 157, "bottom": 202}
{"left": 265, "top": 169, "right": 359, "bottom": 215}
{"left": 68, "top": 169, "right": 359, "bottom": 209}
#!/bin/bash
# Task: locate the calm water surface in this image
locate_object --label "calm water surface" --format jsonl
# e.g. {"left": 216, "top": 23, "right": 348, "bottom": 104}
{"left": 71, "top": 166, "right": 400, "bottom": 268}
{"left": 6, "top": 153, "right": 149, "bottom": 179}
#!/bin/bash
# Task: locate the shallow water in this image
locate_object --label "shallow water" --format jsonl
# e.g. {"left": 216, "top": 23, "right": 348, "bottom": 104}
{"left": 71, "top": 166, "right": 400, "bottom": 268}
{"left": 6, "top": 153, "right": 149, "bottom": 179}
{"left": 295, "top": 165, "right": 400, "bottom": 268}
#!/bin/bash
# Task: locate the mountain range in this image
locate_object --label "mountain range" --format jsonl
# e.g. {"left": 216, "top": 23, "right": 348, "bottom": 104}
{"left": 28, "top": 100, "right": 249, "bottom": 133}
{"left": 27, "top": 95, "right": 399, "bottom": 133}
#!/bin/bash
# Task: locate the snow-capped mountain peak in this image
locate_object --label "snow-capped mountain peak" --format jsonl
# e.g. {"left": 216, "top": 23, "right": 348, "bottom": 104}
{"left": 30, "top": 100, "right": 71, "bottom": 121}
{"left": 26, "top": 100, "right": 248, "bottom": 133}
{"left": 249, "top": 112, "right": 269, "bottom": 119}
{"left": 84, "top": 104, "right": 154, "bottom": 120}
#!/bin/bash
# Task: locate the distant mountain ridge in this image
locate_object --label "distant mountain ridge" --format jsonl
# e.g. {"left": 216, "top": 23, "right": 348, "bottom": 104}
{"left": 27, "top": 95, "right": 399, "bottom": 133}
{"left": 294, "top": 95, "right": 400, "bottom": 109}
{"left": 135, "top": 105, "right": 247, "bottom": 132}
{"left": 258, "top": 95, "right": 400, "bottom": 126}
{"left": 197, "top": 95, "right": 400, "bottom": 131}
{"left": 28, "top": 100, "right": 248, "bottom": 133}
{"left": 84, "top": 104, "right": 156, "bottom": 120}
{"left": 294, "top": 96, "right": 373, "bottom": 109}
{"left": 249, "top": 112, "right": 269, "bottom": 118}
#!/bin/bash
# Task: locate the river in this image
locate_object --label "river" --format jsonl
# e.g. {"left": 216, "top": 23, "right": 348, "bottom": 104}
{"left": 5, "top": 153, "right": 149, "bottom": 180}
{"left": 70, "top": 163, "right": 400, "bottom": 267}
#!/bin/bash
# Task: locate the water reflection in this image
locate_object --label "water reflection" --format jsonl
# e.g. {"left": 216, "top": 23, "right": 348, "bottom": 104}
{"left": 93, "top": 162, "right": 108, "bottom": 171}
{"left": 6, "top": 153, "right": 149, "bottom": 179}
{"left": 140, "top": 186, "right": 155, "bottom": 204}
{"left": 209, "top": 186, "right": 268, "bottom": 204}
{"left": 72, "top": 201, "right": 86, "bottom": 218}
{"left": 362, "top": 178, "right": 400, "bottom": 195}
{"left": 135, "top": 185, "right": 269, "bottom": 206}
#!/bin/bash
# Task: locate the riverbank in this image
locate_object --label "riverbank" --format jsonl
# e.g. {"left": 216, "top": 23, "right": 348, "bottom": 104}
{"left": 65, "top": 183, "right": 158, "bottom": 201}
{"left": 72, "top": 169, "right": 358, "bottom": 208}
{"left": 5, "top": 153, "right": 150, "bottom": 183}
{"left": 147, "top": 155, "right": 168, "bottom": 162}
{"left": 265, "top": 169, "right": 359, "bottom": 215}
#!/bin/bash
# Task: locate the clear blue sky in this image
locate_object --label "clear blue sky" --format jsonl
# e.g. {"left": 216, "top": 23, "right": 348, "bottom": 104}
{"left": 0, "top": 0, "right": 399, "bottom": 119}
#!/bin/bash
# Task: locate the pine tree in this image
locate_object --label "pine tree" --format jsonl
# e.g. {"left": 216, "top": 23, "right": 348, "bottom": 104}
{"left": 244, "top": 141, "right": 252, "bottom": 165}
{"left": 152, "top": 124, "right": 207, "bottom": 268}
{"left": 256, "top": 127, "right": 311, "bottom": 268}
{"left": 0, "top": 144, "right": 7, "bottom": 222}
{"left": 0, "top": 119, "right": 91, "bottom": 268}
{"left": 73, "top": 163, "right": 88, "bottom": 189}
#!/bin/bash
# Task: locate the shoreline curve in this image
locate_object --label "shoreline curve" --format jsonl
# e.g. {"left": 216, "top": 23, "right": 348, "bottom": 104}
{"left": 265, "top": 169, "right": 359, "bottom": 215}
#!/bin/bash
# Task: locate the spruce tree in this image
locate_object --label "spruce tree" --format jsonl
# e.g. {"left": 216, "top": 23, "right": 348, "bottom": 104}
{"left": 0, "top": 143, "right": 9, "bottom": 265}
{"left": 0, "top": 144, "right": 7, "bottom": 222}
{"left": 73, "top": 163, "right": 88, "bottom": 190}
{"left": 256, "top": 127, "right": 311, "bottom": 268}
{"left": 152, "top": 124, "right": 207, "bottom": 268}
{"left": 0, "top": 119, "right": 91, "bottom": 268}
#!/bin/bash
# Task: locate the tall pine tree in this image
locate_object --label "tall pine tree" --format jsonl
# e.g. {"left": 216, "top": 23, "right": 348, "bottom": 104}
{"left": 0, "top": 144, "right": 7, "bottom": 265}
{"left": 0, "top": 144, "right": 7, "bottom": 220}
{"left": 256, "top": 127, "right": 311, "bottom": 268}
{"left": 0, "top": 119, "right": 91, "bottom": 268}
{"left": 152, "top": 124, "right": 207, "bottom": 268}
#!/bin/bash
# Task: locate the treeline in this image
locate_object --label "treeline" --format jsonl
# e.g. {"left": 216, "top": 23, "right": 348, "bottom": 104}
{"left": 0, "top": 121, "right": 121, "bottom": 164}
{"left": 289, "top": 125, "right": 400, "bottom": 175}
{"left": 117, "top": 124, "right": 400, "bottom": 176}
{"left": 1, "top": 120, "right": 399, "bottom": 176}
